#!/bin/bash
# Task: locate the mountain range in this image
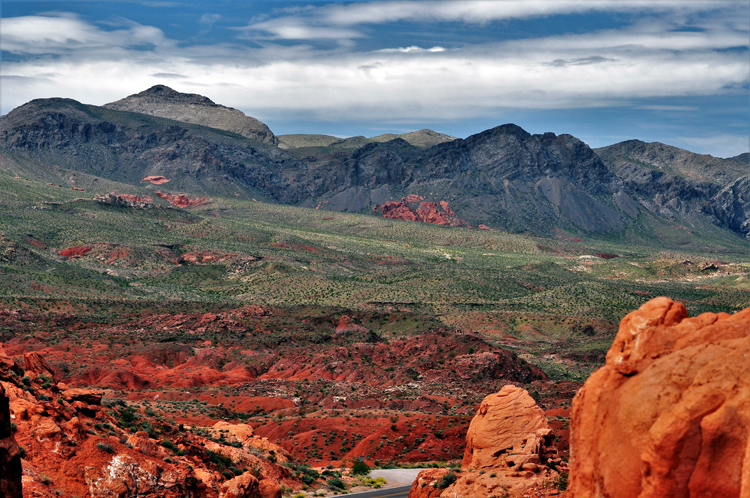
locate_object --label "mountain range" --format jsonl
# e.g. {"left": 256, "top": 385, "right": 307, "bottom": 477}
{"left": 0, "top": 85, "right": 747, "bottom": 240}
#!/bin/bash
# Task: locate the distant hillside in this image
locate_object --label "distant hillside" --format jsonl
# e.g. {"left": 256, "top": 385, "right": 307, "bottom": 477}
{"left": 595, "top": 140, "right": 750, "bottom": 238}
{"left": 278, "top": 129, "right": 456, "bottom": 149}
{"left": 1, "top": 88, "right": 748, "bottom": 241}
{"left": 104, "top": 85, "right": 278, "bottom": 145}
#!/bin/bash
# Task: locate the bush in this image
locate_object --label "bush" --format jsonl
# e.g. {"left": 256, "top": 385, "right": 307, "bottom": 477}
{"left": 554, "top": 472, "right": 569, "bottom": 491}
{"left": 96, "top": 443, "right": 115, "bottom": 454}
{"left": 160, "top": 440, "right": 177, "bottom": 452}
{"left": 327, "top": 477, "right": 346, "bottom": 490}
{"left": 351, "top": 460, "right": 370, "bottom": 475}
{"left": 436, "top": 471, "right": 457, "bottom": 489}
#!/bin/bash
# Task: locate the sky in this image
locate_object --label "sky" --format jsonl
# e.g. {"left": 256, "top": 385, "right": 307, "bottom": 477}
{"left": 1, "top": 1, "right": 748, "bottom": 157}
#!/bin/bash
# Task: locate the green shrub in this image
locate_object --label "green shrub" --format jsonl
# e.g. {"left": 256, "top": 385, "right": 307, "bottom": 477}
{"left": 436, "top": 471, "right": 456, "bottom": 489}
{"left": 351, "top": 460, "right": 370, "bottom": 475}
{"left": 327, "top": 477, "right": 346, "bottom": 489}
{"left": 96, "top": 443, "right": 115, "bottom": 454}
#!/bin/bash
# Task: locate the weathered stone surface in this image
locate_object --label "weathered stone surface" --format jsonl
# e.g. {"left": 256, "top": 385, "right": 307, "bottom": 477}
{"left": 219, "top": 472, "right": 260, "bottom": 498}
{"left": 410, "top": 385, "right": 563, "bottom": 498}
{"left": 568, "top": 297, "right": 750, "bottom": 498}
{"left": 0, "top": 383, "right": 22, "bottom": 498}
{"left": 23, "top": 352, "right": 57, "bottom": 383}
{"left": 62, "top": 388, "right": 103, "bottom": 405}
{"left": 463, "top": 385, "right": 551, "bottom": 470}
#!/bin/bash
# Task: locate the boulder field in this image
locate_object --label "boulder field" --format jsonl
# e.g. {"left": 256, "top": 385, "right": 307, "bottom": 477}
{"left": 568, "top": 297, "right": 750, "bottom": 498}
{"left": 0, "top": 348, "right": 299, "bottom": 498}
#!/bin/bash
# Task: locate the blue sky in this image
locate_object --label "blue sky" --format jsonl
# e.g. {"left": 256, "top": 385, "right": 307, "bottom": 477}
{"left": 1, "top": 1, "right": 748, "bottom": 157}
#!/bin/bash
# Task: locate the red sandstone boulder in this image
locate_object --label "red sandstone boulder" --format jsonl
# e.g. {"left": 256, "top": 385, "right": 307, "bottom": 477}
{"left": 63, "top": 388, "right": 103, "bottom": 405}
{"left": 416, "top": 202, "right": 451, "bottom": 225}
{"left": 380, "top": 201, "right": 419, "bottom": 221}
{"left": 568, "top": 297, "right": 750, "bottom": 498}
{"left": 258, "top": 478, "right": 282, "bottom": 498}
{"left": 24, "top": 351, "right": 57, "bottom": 383}
{"left": 410, "top": 385, "right": 563, "bottom": 498}
{"left": 463, "top": 385, "right": 552, "bottom": 470}
{"left": 219, "top": 472, "right": 260, "bottom": 498}
{"left": 408, "top": 468, "right": 450, "bottom": 498}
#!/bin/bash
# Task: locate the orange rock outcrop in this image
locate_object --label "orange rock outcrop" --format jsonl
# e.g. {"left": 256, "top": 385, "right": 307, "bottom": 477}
{"left": 377, "top": 197, "right": 466, "bottom": 226}
{"left": 568, "top": 297, "right": 750, "bottom": 498}
{"left": 155, "top": 191, "right": 210, "bottom": 208}
{"left": 142, "top": 175, "right": 170, "bottom": 185}
{"left": 410, "top": 385, "right": 564, "bottom": 498}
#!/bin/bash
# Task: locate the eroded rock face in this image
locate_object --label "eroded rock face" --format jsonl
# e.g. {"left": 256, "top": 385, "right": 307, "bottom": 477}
{"left": 219, "top": 472, "right": 259, "bottom": 498}
{"left": 0, "top": 383, "right": 22, "bottom": 498}
{"left": 568, "top": 297, "right": 750, "bottom": 498}
{"left": 410, "top": 385, "right": 564, "bottom": 498}
{"left": 463, "top": 385, "right": 552, "bottom": 470}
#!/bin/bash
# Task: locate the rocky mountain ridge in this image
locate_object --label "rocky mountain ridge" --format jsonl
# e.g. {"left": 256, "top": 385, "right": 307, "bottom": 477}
{"left": 1, "top": 87, "right": 748, "bottom": 239}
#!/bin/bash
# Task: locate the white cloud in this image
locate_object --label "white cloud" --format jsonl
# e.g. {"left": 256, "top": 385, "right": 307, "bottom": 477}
{"left": 0, "top": 13, "right": 171, "bottom": 55}
{"left": 1, "top": 7, "right": 747, "bottom": 136}
{"left": 376, "top": 46, "right": 446, "bottom": 53}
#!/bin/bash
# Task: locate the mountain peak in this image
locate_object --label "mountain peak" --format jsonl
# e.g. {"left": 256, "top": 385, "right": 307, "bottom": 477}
{"left": 104, "top": 86, "right": 278, "bottom": 145}
{"left": 118, "top": 85, "right": 216, "bottom": 106}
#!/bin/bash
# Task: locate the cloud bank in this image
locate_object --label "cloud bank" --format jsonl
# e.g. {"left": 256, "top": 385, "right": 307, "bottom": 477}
{"left": 0, "top": 1, "right": 747, "bottom": 155}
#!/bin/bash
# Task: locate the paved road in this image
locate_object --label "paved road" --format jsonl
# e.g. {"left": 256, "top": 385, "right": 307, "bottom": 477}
{"left": 344, "top": 485, "right": 412, "bottom": 498}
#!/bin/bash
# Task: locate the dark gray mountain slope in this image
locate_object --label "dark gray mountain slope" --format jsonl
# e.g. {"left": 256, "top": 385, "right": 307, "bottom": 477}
{"left": 1, "top": 89, "right": 747, "bottom": 240}
{"left": 596, "top": 140, "right": 749, "bottom": 238}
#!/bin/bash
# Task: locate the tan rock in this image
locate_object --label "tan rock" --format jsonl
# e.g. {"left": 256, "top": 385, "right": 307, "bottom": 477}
{"left": 568, "top": 297, "right": 750, "bottom": 498}
{"left": 462, "top": 384, "right": 550, "bottom": 470}
{"left": 258, "top": 478, "right": 281, "bottom": 498}
{"left": 219, "top": 472, "right": 260, "bottom": 498}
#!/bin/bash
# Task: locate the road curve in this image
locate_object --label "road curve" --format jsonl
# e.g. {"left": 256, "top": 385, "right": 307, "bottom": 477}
{"left": 344, "top": 485, "right": 412, "bottom": 498}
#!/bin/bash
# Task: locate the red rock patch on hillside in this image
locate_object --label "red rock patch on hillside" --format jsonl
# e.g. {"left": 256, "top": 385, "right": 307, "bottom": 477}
{"left": 377, "top": 197, "right": 466, "bottom": 226}
{"left": 568, "top": 297, "right": 750, "bottom": 498}
{"left": 94, "top": 192, "right": 153, "bottom": 208}
{"left": 142, "top": 175, "right": 170, "bottom": 185}
{"left": 155, "top": 191, "right": 210, "bottom": 208}
{"left": 59, "top": 245, "right": 93, "bottom": 258}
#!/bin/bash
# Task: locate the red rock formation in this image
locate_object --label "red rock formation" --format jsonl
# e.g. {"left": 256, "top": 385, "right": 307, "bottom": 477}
{"left": 408, "top": 468, "right": 450, "bottom": 498}
{"left": 410, "top": 385, "right": 564, "bottom": 498}
{"left": 335, "top": 315, "right": 369, "bottom": 335}
{"left": 0, "top": 383, "right": 22, "bottom": 498}
{"left": 416, "top": 202, "right": 451, "bottom": 225}
{"left": 155, "top": 191, "right": 210, "bottom": 208}
{"left": 24, "top": 351, "right": 57, "bottom": 382}
{"left": 142, "top": 175, "right": 170, "bottom": 185}
{"left": 59, "top": 245, "right": 93, "bottom": 258}
{"left": 94, "top": 192, "right": 153, "bottom": 208}
{"left": 568, "top": 297, "right": 750, "bottom": 498}
{"left": 378, "top": 199, "right": 466, "bottom": 226}
{"left": 219, "top": 472, "right": 259, "bottom": 498}
{"left": 380, "top": 201, "right": 419, "bottom": 221}
{"left": 439, "top": 201, "right": 454, "bottom": 217}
